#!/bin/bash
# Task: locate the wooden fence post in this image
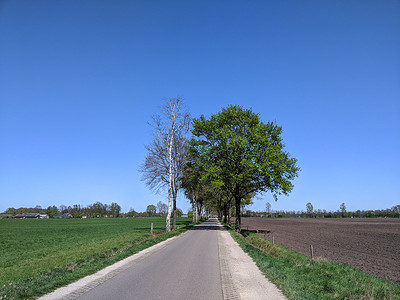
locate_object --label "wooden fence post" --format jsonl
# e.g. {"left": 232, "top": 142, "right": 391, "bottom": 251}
{"left": 151, "top": 223, "right": 153, "bottom": 235}
{"left": 310, "top": 245, "right": 314, "bottom": 259}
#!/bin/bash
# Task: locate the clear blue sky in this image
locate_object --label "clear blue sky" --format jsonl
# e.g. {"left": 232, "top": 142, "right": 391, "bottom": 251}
{"left": 1, "top": 0, "right": 399, "bottom": 214}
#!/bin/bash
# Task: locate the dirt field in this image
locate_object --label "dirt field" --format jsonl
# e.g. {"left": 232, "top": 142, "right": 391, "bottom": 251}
{"left": 236, "top": 218, "right": 400, "bottom": 284}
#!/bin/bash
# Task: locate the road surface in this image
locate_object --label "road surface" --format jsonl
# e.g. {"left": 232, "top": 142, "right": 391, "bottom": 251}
{"left": 76, "top": 218, "right": 223, "bottom": 300}
{"left": 40, "top": 218, "right": 287, "bottom": 300}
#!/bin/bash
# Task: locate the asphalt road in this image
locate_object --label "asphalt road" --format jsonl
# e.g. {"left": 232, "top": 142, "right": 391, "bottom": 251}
{"left": 76, "top": 218, "right": 223, "bottom": 300}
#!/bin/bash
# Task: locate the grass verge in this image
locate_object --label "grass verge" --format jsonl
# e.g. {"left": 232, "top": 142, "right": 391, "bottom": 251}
{"left": 0, "top": 218, "right": 195, "bottom": 299}
{"left": 225, "top": 225, "right": 400, "bottom": 300}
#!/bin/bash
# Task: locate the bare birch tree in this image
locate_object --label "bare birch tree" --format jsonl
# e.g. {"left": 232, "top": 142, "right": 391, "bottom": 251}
{"left": 140, "top": 98, "right": 190, "bottom": 232}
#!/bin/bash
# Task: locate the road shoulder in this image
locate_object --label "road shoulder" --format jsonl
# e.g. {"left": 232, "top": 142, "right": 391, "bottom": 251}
{"left": 217, "top": 222, "right": 287, "bottom": 300}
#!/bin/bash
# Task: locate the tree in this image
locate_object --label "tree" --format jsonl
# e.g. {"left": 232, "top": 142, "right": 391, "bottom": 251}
{"left": 146, "top": 204, "right": 157, "bottom": 216}
{"left": 46, "top": 205, "right": 59, "bottom": 217}
{"left": 156, "top": 201, "right": 168, "bottom": 215}
{"left": 176, "top": 208, "right": 183, "bottom": 217}
{"left": 6, "top": 207, "right": 17, "bottom": 215}
{"left": 392, "top": 205, "right": 400, "bottom": 218}
{"left": 127, "top": 208, "right": 137, "bottom": 217}
{"left": 189, "top": 105, "right": 299, "bottom": 231}
{"left": 266, "top": 202, "right": 272, "bottom": 214}
{"left": 340, "top": 202, "right": 346, "bottom": 217}
{"left": 182, "top": 149, "right": 231, "bottom": 223}
{"left": 306, "top": 202, "right": 313, "bottom": 216}
{"left": 33, "top": 205, "right": 43, "bottom": 213}
{"left": 265, "top": 202, "right": 271, "bottom": 214}
{"left": 59, "top": 205, "right": 67, "bottom": 214}
{"left": 92, "top": 201, "right": 106, "bottom": 217}
{"left": 141, "top": 98, "right": 190, "bottom": 232}
{"left": 109, "top": 202, "right": 121, "bottom": 217}
{"left": 181, "top": 155, "right": 207, "bottom": 223}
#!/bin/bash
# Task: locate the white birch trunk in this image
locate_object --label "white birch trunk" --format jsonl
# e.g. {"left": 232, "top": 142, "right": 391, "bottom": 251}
{"left": 144, "top": 98, "right": 188, "bottom": 233}
{"left": 166, "top": 133, "right": 173, "bottom": 232}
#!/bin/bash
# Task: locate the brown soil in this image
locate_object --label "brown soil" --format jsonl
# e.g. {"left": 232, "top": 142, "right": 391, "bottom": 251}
{"left": 236, "top": 217, "right": 400, "bottom": 284}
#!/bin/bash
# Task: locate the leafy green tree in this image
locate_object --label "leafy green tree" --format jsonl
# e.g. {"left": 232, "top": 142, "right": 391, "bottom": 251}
{"left": 306, "top": 202, "right": 313, "bottom": 216}
{"left": 176, "top": 208, "right": 183, "bottom": 217}
{"left": 393, "top": 205, "right": 400, "bottom": 217}
{"left": 32, "top": 205, "right": 43, "bottom": 213}
{"left": 146, "top": 204, "right": 157, "bottom": 216}
{"left": 46, "top": 205, "right": 59, "bottom": 217}
{"left": 126, "top": 208, "right": 137, "bottom": 217}
{"left": 6, "top": 207, "right": 17, "bottom": 215}
{"left": 340, "top": 202, "right": 346, "bottom": 217}
{"left": 190, "top": 105, "right": 299, "bottom": 231}
{"left": 17, "top": 207, "right": 30, "bottom": 214}
{"left": 181, "top": 156, "right": 216, "bottom": 222}
{"left": 109, "top": 202, "right": 121, "bottom": 217}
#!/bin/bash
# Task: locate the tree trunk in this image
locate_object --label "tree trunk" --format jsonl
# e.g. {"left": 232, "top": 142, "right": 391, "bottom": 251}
{"left": 235, "top": 197, "right": 241, "bottom": 232}
{"left": 199, "top": 202, "right": 203, "bottom": 220}
{"left": 218, "top": 199, "right": 222, "bottom": 221}
{"left": 228, "top": 200, "right": 231, "bottom": 224}
{"left": 173, "top": 196, "right": 176, "bottom": 231}
{"left": 166, "top": 184, "right": 172, "bottom": 232}
{"left": 192, "top": 194, "right": 196, "bottom": 223}
{"left": 223, "top": 202, "right": 228, "bottom": 223}
{"left": 195, "top": 199, "right": 198, "bottom": 222}
{"left": 166, "top": 132, "right": 174, "bottom": 232}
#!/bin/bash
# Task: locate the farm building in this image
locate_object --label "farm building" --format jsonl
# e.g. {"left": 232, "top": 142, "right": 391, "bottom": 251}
{"left": 15, "top": 213, "right": 41, "bottom": 219}
{"left": 0, "top": 214, "right": 13, "bottom": 219}
{"left": 53, "top": 213, "right": 73, "bottom": 219}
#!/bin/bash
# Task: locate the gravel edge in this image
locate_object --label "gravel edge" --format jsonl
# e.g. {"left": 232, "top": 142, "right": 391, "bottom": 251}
{"left": 217, "top": 222, "right": 287, "bottom": 300}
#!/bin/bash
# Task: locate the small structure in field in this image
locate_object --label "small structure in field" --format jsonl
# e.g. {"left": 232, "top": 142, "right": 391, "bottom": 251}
{"left": 0, "top": 214, "right": 13, "bottom": 219}
{"left": 53, "top": 213, "right": 73, "bottom": 219}
{"left": 15, "top": 213, "right": 41, "bottom": 219}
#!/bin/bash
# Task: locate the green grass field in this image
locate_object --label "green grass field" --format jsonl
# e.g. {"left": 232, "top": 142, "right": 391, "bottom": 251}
{"left": 0, "top": 217, "right": 192, "bottom": 299}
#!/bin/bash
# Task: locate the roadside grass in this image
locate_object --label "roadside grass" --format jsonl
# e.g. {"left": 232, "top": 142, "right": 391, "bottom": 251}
{"left": 0, "top": 217, "right": 193, "bottom": 299}
{"left": 226, "top": 226, "right": 400, "bottom": 300}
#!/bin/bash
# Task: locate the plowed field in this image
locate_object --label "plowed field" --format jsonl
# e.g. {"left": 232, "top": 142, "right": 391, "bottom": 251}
{"left": 236, "top": 218, "right": 400, "bottom": 284}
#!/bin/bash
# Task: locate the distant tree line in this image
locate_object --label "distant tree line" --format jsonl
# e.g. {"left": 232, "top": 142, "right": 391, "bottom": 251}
{"left": 2, "top": 200, "right": 187, "bottom": 219}
{"left": 244, "top": 202, "right": 400, "bottom": 218}
{"left": 3, "top": 201, "right": 122, "bottom": 218}
{"left": 124, "top": 201, "right": 184, "bottom": 218}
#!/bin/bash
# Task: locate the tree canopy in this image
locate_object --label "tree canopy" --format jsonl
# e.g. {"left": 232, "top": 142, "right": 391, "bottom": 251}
{"left": 188, "top": 105, "right": 300, "bottom": 230}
